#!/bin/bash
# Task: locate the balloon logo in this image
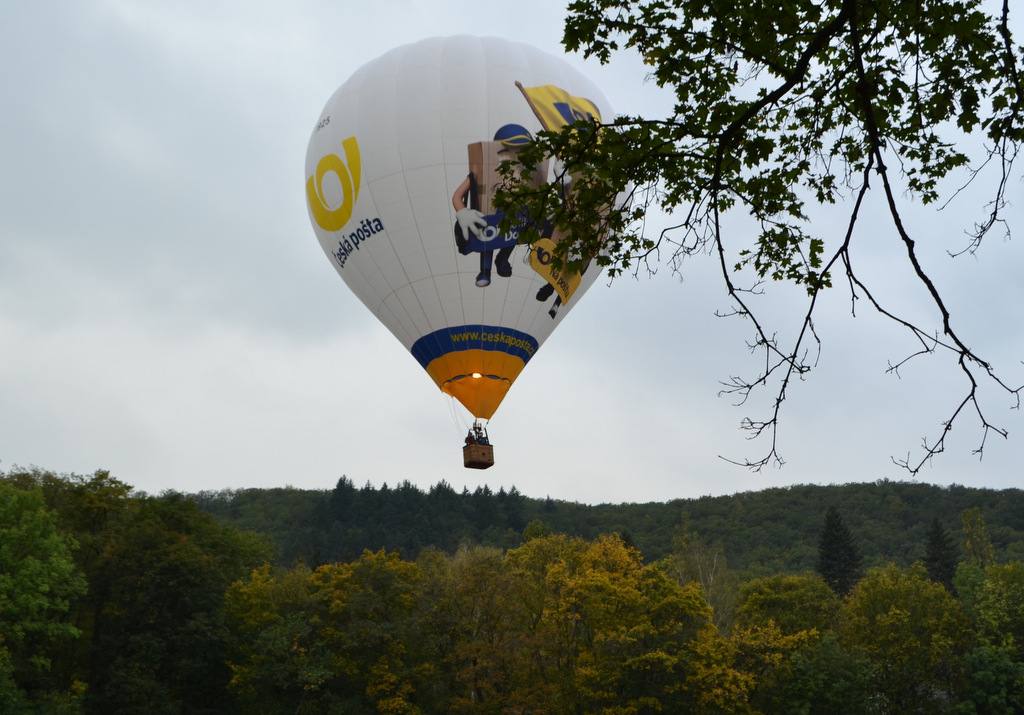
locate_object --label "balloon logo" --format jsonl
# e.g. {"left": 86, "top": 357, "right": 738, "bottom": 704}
{"left": 480, "top": 224, "right": 500, "bottom": 243}
{"left": 305, "top": 37, "right": 612, "bottom": 450}
{"left": 306, "top": 136, "right": 361, "bottom": 232}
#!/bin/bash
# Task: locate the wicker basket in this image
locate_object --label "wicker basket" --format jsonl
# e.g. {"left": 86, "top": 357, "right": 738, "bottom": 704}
{"left": 463, "top": 443, "right": 494, "bottom": 469}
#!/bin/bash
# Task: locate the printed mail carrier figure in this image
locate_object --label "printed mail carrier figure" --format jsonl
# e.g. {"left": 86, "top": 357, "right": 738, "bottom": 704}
{"left": 451, "top": 124, "right": 549, "bottom": 287}
{"left": 513, "top": 82, "right": 606, "bottom": 318}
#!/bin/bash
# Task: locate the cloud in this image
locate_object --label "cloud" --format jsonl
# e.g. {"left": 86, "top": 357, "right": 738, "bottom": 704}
{"left": 0, "top": 1, "right": 1021, "bottom": 501}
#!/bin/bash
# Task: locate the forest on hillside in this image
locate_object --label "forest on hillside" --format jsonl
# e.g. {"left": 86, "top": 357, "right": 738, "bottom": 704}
{"left": 192, "top": 477, "right": 1024, "bottom": 573}
{"left": 3, "top": 468, "right": 1024, "bottom": 713}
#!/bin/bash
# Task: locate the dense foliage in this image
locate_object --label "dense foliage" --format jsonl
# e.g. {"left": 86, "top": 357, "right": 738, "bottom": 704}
{"left": 193, "top": 477, "right": 1024, "bottom": 572}
{"left": 0, "top": 470, "right": 270, "bottom": 713}
{"left": 3, "top": 468, "right": 1024, "bottom": 712}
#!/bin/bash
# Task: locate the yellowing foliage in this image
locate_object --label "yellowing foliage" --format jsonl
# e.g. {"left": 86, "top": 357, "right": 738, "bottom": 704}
{"left": 220, "top": 538, "right": 1024, "bottom": 714}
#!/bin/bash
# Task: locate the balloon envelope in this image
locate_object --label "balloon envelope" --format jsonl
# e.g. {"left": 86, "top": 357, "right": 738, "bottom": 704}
{"left": 305, "top": 36, "right": 611, "bottom": 419}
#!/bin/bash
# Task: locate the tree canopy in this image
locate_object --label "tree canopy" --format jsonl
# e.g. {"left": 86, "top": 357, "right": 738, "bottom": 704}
{"left": 3, "top": 468, "right": 1024, "bottom": 711}
{"left": 193, "top": 477, "right": 1024, "bottom": 574}
{"left": 0, "top": 482, "right": 85, "bottom": 711}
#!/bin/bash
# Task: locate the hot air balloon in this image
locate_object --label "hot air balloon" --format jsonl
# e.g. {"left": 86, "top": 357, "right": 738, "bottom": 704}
{"left": 305, "top": 36, "right": 611, "bottom": 469}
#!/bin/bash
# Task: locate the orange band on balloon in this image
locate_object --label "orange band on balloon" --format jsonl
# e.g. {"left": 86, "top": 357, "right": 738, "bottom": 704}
{"left": 425, "top": 350, "right": 527, "bottom": 419}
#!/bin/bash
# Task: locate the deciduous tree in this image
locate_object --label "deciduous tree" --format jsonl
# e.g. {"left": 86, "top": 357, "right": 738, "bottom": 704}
{"left": 840, "top": 563, "right": 971, "bottom": 711}
{"left": 669, "top": 526, "right": 739, "bottom": 627}
{"left": 963, "top": 506, "right": 997, "bottom": 567}
{"left": 764, "top": 633, "right": 874, "bottom": 714}
{"left": 0, "top": 483, "right": 85, "bottom": 709}
{"left": 735, "top": 573, "right": 839, "bottom": 634}
{"left": 499, "top": 0, "right": 1024, "bottom": 471}
{"left": 973, "top": 562, "right": 1024, "bottom": 660}
{"left": 86, "top": 494, "right": 270, "bottom": 714}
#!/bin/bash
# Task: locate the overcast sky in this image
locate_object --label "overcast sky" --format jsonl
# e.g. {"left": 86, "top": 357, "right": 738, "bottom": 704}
{"left": 1, "top": 1, "right": 1021, "bottom": 503}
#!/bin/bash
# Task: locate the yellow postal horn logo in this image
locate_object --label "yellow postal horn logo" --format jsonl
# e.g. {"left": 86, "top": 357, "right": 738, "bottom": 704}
{"left": 306, "top": 136, "right": 361, "bottom": 232}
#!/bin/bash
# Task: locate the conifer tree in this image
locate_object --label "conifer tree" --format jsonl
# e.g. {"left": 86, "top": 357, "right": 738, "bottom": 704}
{"left": 817, "top": 507, "right": 863, "bottom": 596}
{"left": 923, "top": 518, "right": 957, "bottom": 591}
{"left": 329, "top": 475, "right": 356, "bottom": 522}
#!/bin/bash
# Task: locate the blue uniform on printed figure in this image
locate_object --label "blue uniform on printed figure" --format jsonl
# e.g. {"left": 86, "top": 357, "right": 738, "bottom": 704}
{"left": 451, "top": 124, "right": 548, "bottom": 287}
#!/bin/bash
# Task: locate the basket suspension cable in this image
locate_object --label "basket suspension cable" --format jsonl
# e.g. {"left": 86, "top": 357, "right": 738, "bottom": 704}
{"left": 446, "top": 394, "right": 467, "bottom": 436}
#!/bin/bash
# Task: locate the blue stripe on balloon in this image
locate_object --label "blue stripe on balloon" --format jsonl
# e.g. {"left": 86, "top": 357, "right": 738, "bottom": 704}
{"left": 410, "top": 325, "right": 539, "bottom": 368}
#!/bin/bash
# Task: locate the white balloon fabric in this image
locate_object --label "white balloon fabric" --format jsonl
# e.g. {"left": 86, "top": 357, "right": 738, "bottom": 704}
{"left": 305, "top": 36, "right": 611, "bottom": 420}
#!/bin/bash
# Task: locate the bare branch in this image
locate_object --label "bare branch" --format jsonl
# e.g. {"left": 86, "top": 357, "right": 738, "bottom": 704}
{"left": 847, "top": 0, "right": 1022, "bottom": 474}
